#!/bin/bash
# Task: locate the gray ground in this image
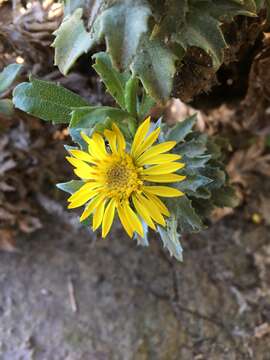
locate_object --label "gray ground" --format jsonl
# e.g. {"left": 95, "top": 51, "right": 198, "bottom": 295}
{"left": 0, "top": 196, "right": 270, "bottom": 360}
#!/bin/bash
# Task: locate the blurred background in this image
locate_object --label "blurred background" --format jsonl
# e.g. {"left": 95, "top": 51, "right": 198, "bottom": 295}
{"left": 0, "top": 1, "right": 270, "bottom": 359}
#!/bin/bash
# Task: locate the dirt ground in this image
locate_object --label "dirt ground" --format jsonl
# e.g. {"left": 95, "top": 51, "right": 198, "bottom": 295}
{"left": 0, "top": 188, "right": 270, "bottom": 360}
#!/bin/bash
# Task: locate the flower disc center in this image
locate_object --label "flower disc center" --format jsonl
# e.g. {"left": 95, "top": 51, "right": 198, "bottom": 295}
{"left": 105, "top": 155, "right": 141, "bottom": 199}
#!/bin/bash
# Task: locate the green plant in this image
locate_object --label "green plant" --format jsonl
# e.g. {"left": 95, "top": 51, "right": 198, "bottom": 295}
{"left": 54, "top": 0, "right": 268, "bottom": 103}
{"left": 12, "top": 0, "right": 268, "bottom": 260}
{"left": 13, "top": 53, "right": 238, "bottom": 260}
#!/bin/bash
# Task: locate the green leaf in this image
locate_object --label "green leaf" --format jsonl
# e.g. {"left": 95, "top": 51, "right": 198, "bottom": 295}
{"left": 0, "top": 99, "right": 14, "bottom": 117}
{"left": 208, "top": 0, "right": 257, "bottom": 20}
{"left": 132, "top": 35, "right": 177, "bottom": 103}
{"left": 70, "top": 106, "right": 132, "bottom": 128}
{"left": 157, "top": 215, "right": 183, "bottom": 261}
{"left": 69, "top": 106, "right": 135, "bottom": 147}
{"left": 183, "top": 155, "right": 211, "bottom": 169}
{"left": 175, "top": 196, "right": 204, "bottom": 233}
{"left": 57, "top": 180, "right": 84, "bottom": 194}
{"left": 97, "top": 0, "right": 152, "bottom": 70}
{"left": 62, "top": 0, "right": 87, "bottom": 15}
{"left": 175, "top": 7, "right": 227, "bottom": 70}
{"left": 93, "top": 52, "right": 129, "bottom": 109}
{"left": 53, "top": 8, "right": 93, "bottom": 75}
{"left": 124, "top": 75, "right": 139, "bottom": 118}
{"left": 200, "top": 166, "right": 226, "bottom": 189}
{"left": 154, "top": 0, "right": 188, "bottom": 38}
{"left": 211, "top": 186, "right": 240, "bottom": 207}
{"left": 254, "top": 0, "right": 264, "bottom": 9}
{"left": 138, "top": 90, "right": 156, "bottom": 119}
{"left": 13, "top": 77, "right": 89, "bottom": 123}
{"left": 134, "top": 220, "right": 149, "bottom": 247}
{"left": 0, "top": 63, "right": 22, "bottom": 94}
{"left": 166, "top": 114, "right": 197, "bottom": 143}
{"left": 178, "top": 174, "right": 213, "bottom": 193}
{"left": 177, "top": 138, "right": 207, "bottom": 157}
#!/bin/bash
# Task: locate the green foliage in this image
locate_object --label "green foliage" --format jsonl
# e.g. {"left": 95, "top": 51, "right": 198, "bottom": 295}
{"left": 52, "top": 8, "right": 94, "bottom": 75}
{"left": 12, "top": 45, "right": 239, "bottom": 261}
{"left": 158, "top": 216, "right": 183, "bottom": 262}
{"left": 154, "top": 115, "right": 239, "bottom": 260}
{"left": 12, "top": 53, "right": 143, "bottom": 130}
{"left": 96, "top": 1, "right": 151, "bottom": 70}
{"left": 0, "top": 63, "right": 22, "bottom": 117}
{"left": 56, "top": 0, "right": 261, "bottom": 103}
{"left": 92, "top": 52, "right": 129, "bottom": 109}
{"left": 131, "top": 34, "right": 178, "bottom": 102}
{"left": 13, "top": 76, "right": 89, "bottom": 123}
{"left": 166, "top": 114, "right": 197, "bottom": 142}
{"left": 57, "top": 180, "right": 84, "bottom": 194}
{"left": 0, "top": 99, "right": 13, "bottom": 117}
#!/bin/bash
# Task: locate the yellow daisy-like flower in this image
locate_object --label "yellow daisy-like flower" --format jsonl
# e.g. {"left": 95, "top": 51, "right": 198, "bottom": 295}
{"left": 66, "top": 117, "right": 186, "bottom": 238}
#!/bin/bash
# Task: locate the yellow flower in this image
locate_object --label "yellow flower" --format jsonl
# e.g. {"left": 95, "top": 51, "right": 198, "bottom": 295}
{"left": 66, "top": 117, "right": 186, "bottom": 238}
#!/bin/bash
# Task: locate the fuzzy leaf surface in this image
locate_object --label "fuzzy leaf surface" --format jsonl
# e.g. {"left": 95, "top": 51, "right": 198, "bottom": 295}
{"left": 93, "top": 52, "right": 129, "bottom": 109}
{"left": 158, "top": 216, "right": 183, "bottom": 262}
{"left": 53, "top": 8, "right": 94, "bottom": 75}
{"left": 131, "top": 35, "right": 177, "bottom": 103}
{"left": 97, "top": 0, "right": 152, "bottom": 70}
{"left": 13, "top": 77, "right": 89, "bottom": 123}
{"left": 0, "top": 64, "right": 22, "bottom": 94}
{"left": 57, "top": 180, "right": 84, "bottom": 194}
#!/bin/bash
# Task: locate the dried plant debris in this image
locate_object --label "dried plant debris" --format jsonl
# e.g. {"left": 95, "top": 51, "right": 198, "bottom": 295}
{"left": 239, "top": 32, "right": 270, "bottom": 133}
{"left": 0, "top": 0, "right": 62, "bottom": 71}
{"left": 227, "top": 138, "right": 270, "bottom": 189}
{"left": 0, "top": 115, "right": 70, "bottom": 250}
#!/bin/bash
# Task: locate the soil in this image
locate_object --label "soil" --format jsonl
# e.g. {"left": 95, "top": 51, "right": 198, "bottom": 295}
{"left": 0, "top": 191, "right": 270, "bottom": 360}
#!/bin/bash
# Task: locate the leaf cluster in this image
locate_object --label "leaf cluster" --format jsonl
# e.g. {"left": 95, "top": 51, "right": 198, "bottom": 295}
{"left": 157, "top": 115, "right": 239, "bottom": 260}
{"left": 54, "top": 0, "right": 267, "bottom": 103}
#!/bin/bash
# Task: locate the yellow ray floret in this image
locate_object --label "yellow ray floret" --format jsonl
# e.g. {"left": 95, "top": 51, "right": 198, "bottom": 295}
{"left": 65, "top": 118, "right": 186, "bottom": 238}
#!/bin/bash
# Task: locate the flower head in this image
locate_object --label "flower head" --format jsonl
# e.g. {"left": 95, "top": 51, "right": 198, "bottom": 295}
{"left": 66, "top": 117, "right": 186, "bottom": 238}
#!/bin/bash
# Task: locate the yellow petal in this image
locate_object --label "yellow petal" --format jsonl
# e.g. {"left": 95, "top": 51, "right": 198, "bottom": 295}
{"left": 131, "top": 117, "right": 151, "bottom": 156}
{"left": 124, "top": 203, "right": 144, "bottom": 237}
{"left": 112, "top": 123, "right": 126, "bottom": 154}
{"left": 88, "top": 139, "right": 107, "bottom": 159}
{"left": 92, "top": 133, "right": 107, "bottom": 156}
{"left": 80, "top": 132, "right": 92, "bottom": 145}
{"left": 68, "top": 189, "right": 100, "bottom": 209}
{"left": 69, "top": 150, "right": 96, "bottom": 164}
{"left": 66, "top": 156, "right": 97, "bottom": 180}
{"left": 136, "top": 141, "right": 177, "bottom": 164}
{"left": 80, "top": 195, "right": 104, "bottom": 222}
{"left": 104, "top": 129, "right": 117, "bottom": 153}
{"left": 133, "top": 128, "right": 160, "bottom": 158}
{"left": 142, "top": 162, "right": 185, "bottom": 175}
{"left": 93, "top": 200, "right": 106, "bottom": 231}
{"left": 144, "top": 193, "right": 170, "bottom": 217}
{"left": 66, "top": 156, "right": 92, "bottom": 170}
{"left": 102, "top": 198, "right": 116, "bottom": 238}
{"left": 68, "top": 182, "right": 99, "bottom": 202}
{"left": 74, "top": 168, "right": 96, "bottom": 180}
{"left": 137, "top": 194, "right": 165, "bottom": 226}
{"left": 143, "top": 186, "right": 184, "bottom": 197}
{"left": 132, "top": 194, "right": 156, "bottom": 230}
{"left": 142, "top": 174, "right": 186, "bottom": 183}
{"left": 117, "top": 204, "right": 134, "bottom": 237}
{"left": 137, "top": 153, "right": 181, "bottom": 166}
